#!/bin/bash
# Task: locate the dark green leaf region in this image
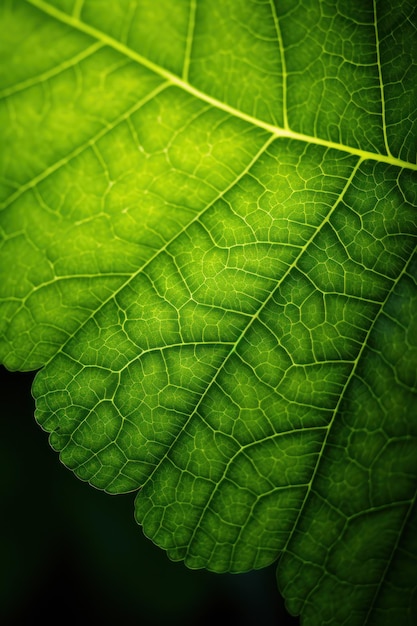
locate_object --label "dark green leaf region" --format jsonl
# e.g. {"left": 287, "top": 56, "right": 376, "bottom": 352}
{"left": 1, "top": 1, "right": 416, "bottom": 624}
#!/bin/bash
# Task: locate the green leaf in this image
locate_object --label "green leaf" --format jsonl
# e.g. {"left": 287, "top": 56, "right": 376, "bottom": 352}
{"left": 1, "top": 0, "right": 416, "bottom": 624}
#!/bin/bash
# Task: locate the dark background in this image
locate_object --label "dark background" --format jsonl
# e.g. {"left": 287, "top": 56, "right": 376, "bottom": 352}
{"left": 1, "top": 366, "right": 299, "bottom": 625}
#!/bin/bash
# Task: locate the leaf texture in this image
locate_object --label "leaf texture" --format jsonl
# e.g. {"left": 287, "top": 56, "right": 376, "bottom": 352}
{"left": 0, "top": 1, "right": 416, "bottom": 624}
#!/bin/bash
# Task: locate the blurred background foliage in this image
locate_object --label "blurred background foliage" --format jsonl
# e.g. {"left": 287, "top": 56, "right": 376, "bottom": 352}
{"left": 0, "top": 367, "right": 298, "bottom": 625}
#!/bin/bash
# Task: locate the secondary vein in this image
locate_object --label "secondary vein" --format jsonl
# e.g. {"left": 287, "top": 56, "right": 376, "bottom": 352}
{"left": 373, "top": 0, "right": 392, "bottom": 158}
{"left": 0, "top": 41, "right": 104, "bottom": 100}
{"left": 182, "top": 0, "right": 197, "bottom": 82}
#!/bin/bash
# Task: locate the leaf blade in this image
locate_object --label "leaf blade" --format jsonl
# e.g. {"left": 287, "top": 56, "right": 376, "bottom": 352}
{"left": 1, "top": 1, "right": 416, "bottom": 624}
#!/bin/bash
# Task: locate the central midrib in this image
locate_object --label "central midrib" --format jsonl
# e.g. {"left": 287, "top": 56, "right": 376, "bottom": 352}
{"left": 27, "top": 0, "right": 417, "bottom": 173}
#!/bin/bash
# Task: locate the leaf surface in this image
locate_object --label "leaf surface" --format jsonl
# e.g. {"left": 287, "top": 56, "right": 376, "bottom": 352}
{"left": 1, "top": 1, "right": 416, "bottom": 624}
